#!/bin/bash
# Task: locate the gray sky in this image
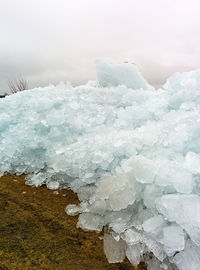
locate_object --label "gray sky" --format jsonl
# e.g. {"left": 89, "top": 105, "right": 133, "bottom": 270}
{"left": 0, "top": 0, "right": 200, "bottom": 93}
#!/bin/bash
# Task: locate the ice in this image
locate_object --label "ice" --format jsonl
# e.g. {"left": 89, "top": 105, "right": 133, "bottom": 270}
{"left": 162, "top": 225, "right": 184, "bottom": 256}
{"left": 184, "top": 152, "right": 200, "bottom": 174}
{"left": 143, "top": 184, "right": 163, "bottom": 209}
{"left": 170, "top": 240, "right": 200, "bottom": 270}
{"left": 142, "top": 215, "right": 166, "bottom": 238}
{"left": 122, "top": 156, "right": 157, "bottom": 184}
{"left": 47, "top": 181, "right": 59, "bottom": 190}
{"left": 146, "top": 257, "right": 173, "bottom": 270}
{"left": 105, "top": 210, "right": 133, "bottom": 234}
{"left": 0, "top": 61, "right": 200, "bottom": 269}
{"left": 65, "top": 204, "right": 81, "bottom": 216}
{"left": 126, "top": 243, "right": 144, "bottom": 266}
{"left": 26, "top": 173, "right": 46, "bottom": 187}
{"left": 77, "top": 213, "right": 104, "bottom": 232}
{"left": 122, "top": 228, "right": 142, "bottom": 245}
{"left": 155, "top": 161, "right": 194, "bottom": 194}
{"left": 103, "top": 233, "right": 126, "bottom": 263}
{"left": 142, "top": 233, "right": 167, "bottom": 261}
{"left": 163, "top": 69, "right": 200, "bottom": 93}
{"left": 156, "top": 194, "right": 200, "bottom": 245}
{"left": 96, "top": 60, "right": 154, "bottom": 90}
{"left": 96, "top": 172, "right": 141, "bottom": 211}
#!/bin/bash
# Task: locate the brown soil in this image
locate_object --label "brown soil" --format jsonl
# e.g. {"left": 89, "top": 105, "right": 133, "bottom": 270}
{"left": 0, "top": 174, "right": 146, "bottom": 270}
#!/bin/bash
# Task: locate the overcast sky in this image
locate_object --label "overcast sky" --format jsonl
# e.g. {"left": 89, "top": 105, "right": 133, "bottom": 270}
{"left": 0, "top": 0, "right": 200, "bottom": 93}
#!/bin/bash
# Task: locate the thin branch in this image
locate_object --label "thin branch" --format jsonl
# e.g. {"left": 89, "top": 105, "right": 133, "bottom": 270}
{"left": 8, "top": 77, "right": 28, "bottom": 94}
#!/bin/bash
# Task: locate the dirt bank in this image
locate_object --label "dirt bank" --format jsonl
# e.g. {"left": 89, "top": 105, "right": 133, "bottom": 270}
{"left": 0, "top": 174, "right": 146, "bottom": 270}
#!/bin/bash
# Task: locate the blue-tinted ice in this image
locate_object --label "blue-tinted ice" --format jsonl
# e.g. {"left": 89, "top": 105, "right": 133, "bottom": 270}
{"left": 0, "top": 62, "right": 200, "bottom": 270}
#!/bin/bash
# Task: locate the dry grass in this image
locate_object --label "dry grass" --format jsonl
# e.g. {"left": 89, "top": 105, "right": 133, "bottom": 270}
{"left": 0, "top": 174, "right": 146, "bottom": 270}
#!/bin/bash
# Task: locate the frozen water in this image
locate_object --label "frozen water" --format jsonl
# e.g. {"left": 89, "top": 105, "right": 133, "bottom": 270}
{"left": 96, "top": 60, "right": 154, "bottom": 90}
{"left": 77, "top": 213, "right": 104, "bottom": 232}
{"left": 65, "top": 204, "right": 81, "bottom": 216}
{"left": 96, "top": 172, "right": 141, "bottom": 211}
{"left": 156, "top": 194, "right": 200, "bottom": 245}
{"left": 126, "top": 243, "right": 144, "bottom": 266}
{"left": 121, "top": 228, "right": 142, "bottom": 245}
{"left": 0, "top": 61, "right": 200, "bottom": 269}
{"left": 103, "top": 233, "right": 126, "bottom": 263}
{"left": 184, "top": 152, "right": 200, "bottom": 174}
{"left": 146, "top": 257, "right": 174, "bottom": 270}
{"left": 162, "top": 225, "right": 184, "bottom": 256}
{"left": 142, "top": 233, "right": 167, "bottom": 261}
{"left": 122, "top": 156, "right": 157, "bottom": 184}
{"left": 157, "top": 194, "right": 200, "bottom": 246}
{"left": 142, "top": 215, "right": 166, "bottom": 238}
{"left": 170, "top": 240, "right": 200, "bottom": 270}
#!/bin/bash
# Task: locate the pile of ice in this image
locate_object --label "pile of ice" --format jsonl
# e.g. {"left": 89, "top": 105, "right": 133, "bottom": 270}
{"left": 0, "top": 61, "right": 200, "bottom": 270}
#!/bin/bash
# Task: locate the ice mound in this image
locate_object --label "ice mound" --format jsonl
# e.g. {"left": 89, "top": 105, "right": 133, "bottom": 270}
{"left": 0, "top": 62, "right": 200, "bottom": 269}
{"left": 96, "top": 60, "right": 154, "bottom": 90}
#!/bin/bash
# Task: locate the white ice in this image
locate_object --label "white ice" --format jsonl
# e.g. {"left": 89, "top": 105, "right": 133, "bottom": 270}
{"left": 0, "top": 62, "right": 200, "bottom": 270}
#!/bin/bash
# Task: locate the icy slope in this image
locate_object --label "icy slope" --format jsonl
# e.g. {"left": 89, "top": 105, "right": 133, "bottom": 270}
{"left": 0, "top": 62, "right": 200, "bottom": 270}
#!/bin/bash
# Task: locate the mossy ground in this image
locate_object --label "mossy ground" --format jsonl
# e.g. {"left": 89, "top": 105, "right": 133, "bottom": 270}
{"left": 0, "top": 174, "right": 146, "bottom": 270}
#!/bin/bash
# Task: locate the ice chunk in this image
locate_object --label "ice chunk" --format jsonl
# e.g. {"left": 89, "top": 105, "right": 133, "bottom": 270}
{"left": 163, "top": 225, "right": 184, "bottom": 256}
{"left": 105, "top": 210, "right": 132, "bottom": 234}
{"left": 25, "top": 173, "right": 46, "bottom": 187}
{"left": 0, "top": 62, "right": 200, "bottom": 269}
{"left": 87, "top": 198, "right": 107, "bottom": 215}
{"left": 77, "top": 213, "right": 104, "bottom": 232}
{"left": 164, "top": 69, "right": 200, "bottom": 92}
{"left": 65, "top": 204, "right": 81, "bottom": 216}
{"left": 143, "top": 184, "right": 163, "bottom": 209}
{"left": 171, "top": 240, "right": 200, "bottom": 270}
{"left": 184, "top": 152, "right": 200, "bottom": 174}
{"left": 96, "top": 60, "right": 154, "bottom": 90}
{"left": 155, "top": 161, "right": 194, "bottom": 194}
{"left": 146, "top": 257, "right": 173, "bottom": 270}
{"left": 126, "top": 243, "right": 144, "bottom": 266}
{"left": 47, "top": 181, "right": 59, "bottom": 190}
{"left": 96, "top": 172, "right": 141, "bottom": 211}
{"left": 122, "top": 156, "right": 157, "bottom": 184}
{"left": 122, "top": 228, "right": 142, "bottom": 245}
{"left": 77, "top": 185, "right": 96, "bottom": 201}
{"left": 156, "top": 194, "right": 200, "bottom": 245}
{"left": 143, "top": 215, "right": 166, "bottom": 238}
{"left": 142, "top": 233, "right": 166, "bottom": 261}
{"left": 103, "top": 234, "right": 126, "bottom": 263}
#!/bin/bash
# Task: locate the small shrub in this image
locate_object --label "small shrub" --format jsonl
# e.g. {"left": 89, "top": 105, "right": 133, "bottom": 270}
{"left": 8, "top": 77, "right": 28, "bottom": 94}
{"left": 0, "top": 94, "right": 7, "bottom": 98}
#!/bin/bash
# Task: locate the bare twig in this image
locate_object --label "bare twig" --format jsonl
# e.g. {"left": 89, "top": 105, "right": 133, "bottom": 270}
{"left": 8, "top": 77, "right": 28, "bottom": 94}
